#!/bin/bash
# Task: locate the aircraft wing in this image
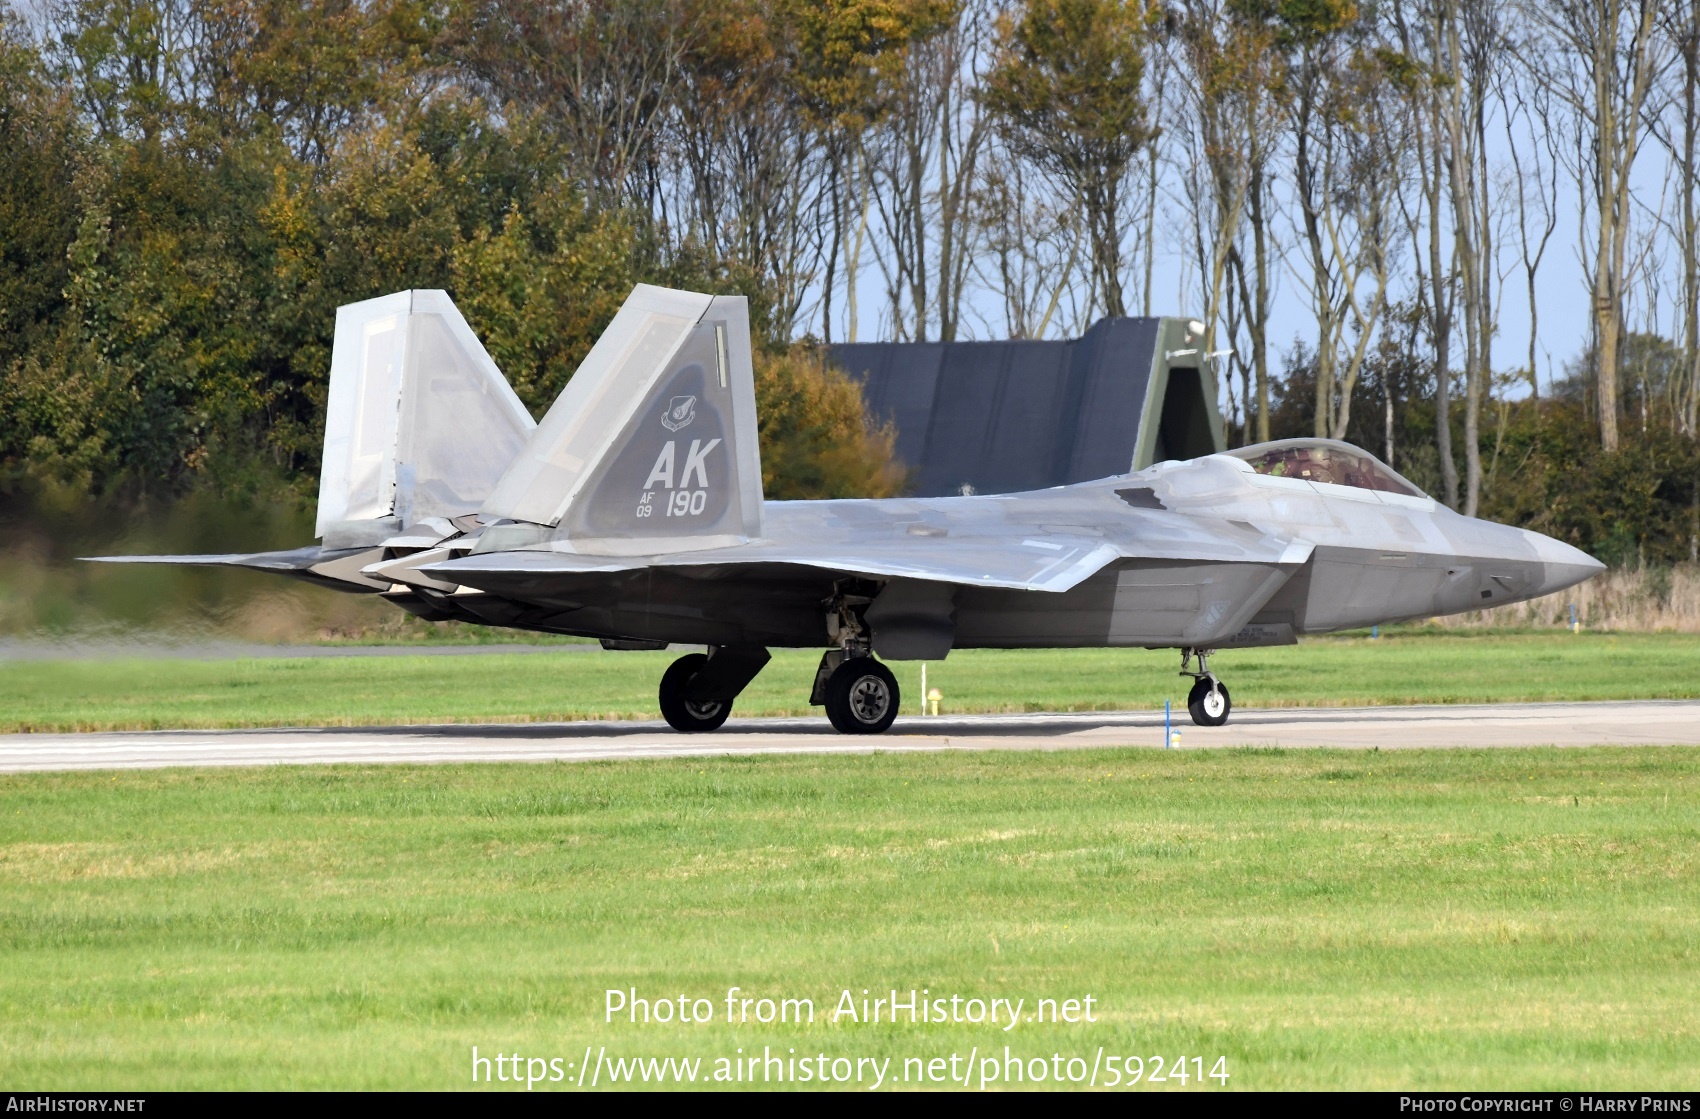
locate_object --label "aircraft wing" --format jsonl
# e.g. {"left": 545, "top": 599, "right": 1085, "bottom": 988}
{"left": 424, "top": 510, "right": 1311, "bottom": 597}
{"left": 427, "top": 532, "right": 1122, "bottom": 593}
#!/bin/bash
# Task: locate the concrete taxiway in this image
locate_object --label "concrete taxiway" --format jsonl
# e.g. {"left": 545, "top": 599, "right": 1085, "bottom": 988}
{"left": 1, "top": 701, "right": 1696, "bottom": 773}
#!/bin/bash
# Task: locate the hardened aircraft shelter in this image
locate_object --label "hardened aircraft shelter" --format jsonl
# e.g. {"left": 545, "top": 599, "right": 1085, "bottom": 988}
{"left": 828, "top": 317, "right": 1226, "bottom": 498}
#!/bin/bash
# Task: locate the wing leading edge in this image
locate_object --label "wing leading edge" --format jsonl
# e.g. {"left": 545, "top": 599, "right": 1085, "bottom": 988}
{"left": 428, "top": 534, "right": 1125, "bottom": 594}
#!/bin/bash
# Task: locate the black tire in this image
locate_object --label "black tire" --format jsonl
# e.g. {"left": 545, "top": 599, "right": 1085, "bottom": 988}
{"left": 1187, "top": 677, "right": 1231, "bottom": 727}
{"left": 823, "top": 658, "right": 901, "bottom": 735}
{"left": 658, "top": 653, "right": 731, "bottom": 733}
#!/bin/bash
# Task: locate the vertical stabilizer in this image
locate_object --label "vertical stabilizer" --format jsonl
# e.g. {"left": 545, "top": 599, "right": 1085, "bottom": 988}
{"left": 481, "top": 285, "right": 762, "bottom": 556}
{"left": 316, "top": 290, "right": 535, "bottom": 547}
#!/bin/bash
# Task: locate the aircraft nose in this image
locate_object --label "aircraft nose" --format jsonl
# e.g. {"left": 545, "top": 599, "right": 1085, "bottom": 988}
{"left": 1520, "top": 529, "right": 1607, "bottom": 597}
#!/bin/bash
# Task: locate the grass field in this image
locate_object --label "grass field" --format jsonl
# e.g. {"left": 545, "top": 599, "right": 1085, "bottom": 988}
{"left": 0, "top": 746, "right": 1695, "bottom": 1090}
{"left": 1, "top": 631, "right": 1698, "bottom": 733}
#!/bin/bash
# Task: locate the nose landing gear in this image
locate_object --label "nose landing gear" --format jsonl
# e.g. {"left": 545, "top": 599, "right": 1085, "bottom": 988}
{"left": 1181, "top": 648, "right": 1231, "bottom": 727}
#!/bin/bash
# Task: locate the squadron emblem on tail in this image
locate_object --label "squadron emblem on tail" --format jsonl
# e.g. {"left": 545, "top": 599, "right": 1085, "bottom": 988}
{"left": 661, "top": 396, "right": 697, "bottom": 432}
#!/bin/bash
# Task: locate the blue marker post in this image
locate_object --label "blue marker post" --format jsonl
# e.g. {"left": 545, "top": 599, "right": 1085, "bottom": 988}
{"left": 1371, "top": 625, "right": 1379, "bottom": 640}
{"left": 1570, "top": 603, "right": 1579, "bottom": 634}
{"left": 1164, "top": 699, "right": 1171, "bottom": 750}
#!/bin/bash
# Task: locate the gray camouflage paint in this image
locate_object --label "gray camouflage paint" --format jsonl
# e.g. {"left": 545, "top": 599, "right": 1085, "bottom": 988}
{"left": 417, "top": 448, "right": 1598, "bottom": 655}
{"left": 88, "top": 284, "right": 1603, "bottom": 667}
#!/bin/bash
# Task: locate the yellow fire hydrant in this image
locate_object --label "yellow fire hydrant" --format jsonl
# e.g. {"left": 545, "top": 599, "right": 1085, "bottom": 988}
{"left": 927, "top": 688, "right": 942, "bottom": 717}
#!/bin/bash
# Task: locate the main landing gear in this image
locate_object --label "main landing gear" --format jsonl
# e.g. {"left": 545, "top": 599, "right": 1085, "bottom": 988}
{"left": 806, "top": 581, "right": 900, "bottom": 734}
{"left": 657, "top": 645, "right": 771, "bottom": 733}
{"left": 656, "top": 582, "right": 910, "bottom": 736}
{"left": 810, "top": 651, "right": 901, "bottom": 734}
{"left": 658, "top": 644, "right": 901, "bottom": 735}
{"left": 1181, "top": 647, "right": 1231, "bottom": 727}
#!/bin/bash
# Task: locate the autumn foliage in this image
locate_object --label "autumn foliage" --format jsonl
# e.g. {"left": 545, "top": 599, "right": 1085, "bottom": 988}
{"left": 0, "top": 1, "right": 921, "bottom": 508}
{"left": 753, "top": 346, "right": 907, "bottom": 500}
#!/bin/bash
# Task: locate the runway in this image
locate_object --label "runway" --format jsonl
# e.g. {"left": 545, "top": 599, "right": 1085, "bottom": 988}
{"left": 1, "top": 701, "right": 1697, "bottom": 773}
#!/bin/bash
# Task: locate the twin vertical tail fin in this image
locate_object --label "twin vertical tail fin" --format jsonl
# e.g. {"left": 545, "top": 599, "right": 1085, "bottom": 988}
{"left": 316, "top": 290, "right": 536, "bottom": 548}
{"left": 83, "top": 289, "right": 535, "bottom": 587}
{"left": 479, "top": 285, "right": 763, "bottom": 555}
{"left": 89, "top": 284, "right": 749, "bottom": 581}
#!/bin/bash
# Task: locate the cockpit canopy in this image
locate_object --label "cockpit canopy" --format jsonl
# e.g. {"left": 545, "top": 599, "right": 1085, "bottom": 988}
{"left": 1224, "top": 439, "right": 1427, "bottom": 498}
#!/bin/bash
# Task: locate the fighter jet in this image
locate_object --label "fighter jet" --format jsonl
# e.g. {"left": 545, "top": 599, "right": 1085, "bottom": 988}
{"left": 89, "top": 284, "right": 1605, "bottom": 732}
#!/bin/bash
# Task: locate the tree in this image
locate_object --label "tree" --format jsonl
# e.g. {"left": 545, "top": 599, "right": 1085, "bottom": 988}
{"left": 865, "top": 2, "right": 992, "bottom": 342}
{"left": 982, "top": 0, "right": 1154, "bottom": 317}
{"left": 754, "top": 344, "right": 906, "bottom": 497}
{"left": 1396, "top": 0, "right": 1504, "bottom": 516}
{"left": 786, "top": 0, "right": 951, "bottom": 343}
{"left": 449, "top": 184, "right": 640, "bottom": 413}
{"left": 455, "top": 0, "right": 691, "bottom": 208}
{"left": 1390, "top": 0, "right": 1460, "bottom": 508}
{"left": 1532, "top": 0, "right": 1671, "bottom": 452}
{"left": 668, "top": 0, "right": 818, "bottom": 341}
{"left": 1650, "top": 0, "right": 1700, "bottom": 438}
{"left": 1498, "top": 48, "right": 1561, "bottom": 408}
{"left": 970, "top": 140, "right": 1083, "bottom": 337}
{"left": 1173, "top": 0, "right": 1284, "bottom": 440}
{"left": 1286, "top": 7, "right": 1405, "bottom": 442}
{"left": 42, "top": 0, "right": 193, "bottom": 144}
{"left": 0, "top": 15, "right": 82, "bottom": 370}
{"left": 193, "top": 0, "right": 429, "bottom": 164}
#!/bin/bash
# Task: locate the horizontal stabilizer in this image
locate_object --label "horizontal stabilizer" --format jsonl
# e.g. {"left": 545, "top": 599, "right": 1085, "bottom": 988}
{"left": 481, "top": 285, "right": 762, "bottom": 555}
{"left": 82, "top": 546, "right": 388, "bottom": 592}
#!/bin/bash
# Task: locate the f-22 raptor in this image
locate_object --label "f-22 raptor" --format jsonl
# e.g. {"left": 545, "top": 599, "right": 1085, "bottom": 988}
{"left": 91, "top": 285, "right": 1604, "bottom": 732}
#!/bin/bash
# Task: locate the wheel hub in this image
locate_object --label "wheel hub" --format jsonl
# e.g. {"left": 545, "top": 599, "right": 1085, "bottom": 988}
{"left": 848, "top": 676, "right": 890, "bottom": 723}
{"left": 683, "top": 699, "right": 723, "bottom": 721}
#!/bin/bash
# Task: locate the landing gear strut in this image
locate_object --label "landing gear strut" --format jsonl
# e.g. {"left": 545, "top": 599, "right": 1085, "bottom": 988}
{"left": 658, "top": 645, "right": 771, "bottom": 733}
{"left": 1181, "top": 647, "right": 1231, "bottom": 727}
{"left": 811, "top": 581, "right": 901, "bottom": 735}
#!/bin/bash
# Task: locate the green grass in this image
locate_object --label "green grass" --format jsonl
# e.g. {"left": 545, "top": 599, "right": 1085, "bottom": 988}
{"left": 0, "top": 747, "right": 1695, "bottom": 1089}
{"left": 2, "top": 632, "right": 1698, "bottom": 733}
